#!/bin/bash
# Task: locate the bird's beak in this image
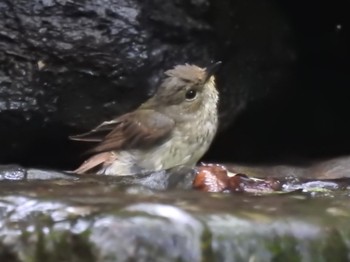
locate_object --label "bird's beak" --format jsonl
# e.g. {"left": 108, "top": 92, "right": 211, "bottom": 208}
{"left": 205, "top": 61, "right": 222, "bottom": 82}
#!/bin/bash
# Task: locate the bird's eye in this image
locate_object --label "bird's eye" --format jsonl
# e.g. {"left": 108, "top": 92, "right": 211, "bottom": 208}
{"left": 185, "top": 89, "right": 197, "bottom": 101}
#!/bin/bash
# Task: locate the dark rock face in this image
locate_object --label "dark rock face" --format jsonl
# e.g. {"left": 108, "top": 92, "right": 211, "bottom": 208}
{"left": 0, "top": 0, "right": 219, "bottom": 168}
{"left": 1, "top": 0, "right": 349, "bottom": 170}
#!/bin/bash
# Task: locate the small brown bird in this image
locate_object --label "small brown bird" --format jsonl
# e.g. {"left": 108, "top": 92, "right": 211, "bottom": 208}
{"left": 70, "top": 62, "right": 221, "bottom": 176}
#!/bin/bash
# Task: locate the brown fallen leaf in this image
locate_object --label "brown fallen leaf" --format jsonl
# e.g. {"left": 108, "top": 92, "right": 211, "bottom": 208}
{"left": 193, "top": 164, "right": 281, "bottom": 193}
{"left": 193, "top": 164, "right": 229, "bottom": 192}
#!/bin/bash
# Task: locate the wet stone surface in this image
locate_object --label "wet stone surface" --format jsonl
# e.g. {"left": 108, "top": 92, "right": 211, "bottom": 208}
{"left": 1, "top": 165, "right": 350, "bottom": 261}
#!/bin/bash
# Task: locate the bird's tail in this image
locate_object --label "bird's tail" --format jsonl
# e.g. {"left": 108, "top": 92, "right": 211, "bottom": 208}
{"left": 73, "top": 152, "right": 116, "bottom": 174}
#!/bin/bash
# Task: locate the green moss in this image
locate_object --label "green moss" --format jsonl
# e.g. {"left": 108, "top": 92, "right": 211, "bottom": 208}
{"left": 322, "top": 228, "right": 348, "bottom": 262}
{"left": 200, "top": 226, "right": 214, "bottom": 262}
{"left": 264, "top": 226, "right": 350, "bottom": 262}
{"left": 32, "top": 228, "right": 95, "bottom": 262}
{"left": 0, "top": 243, "right": 20, "bottom": 262}
{"left": 268, "top": 236, "right": 301, "bottom": 262}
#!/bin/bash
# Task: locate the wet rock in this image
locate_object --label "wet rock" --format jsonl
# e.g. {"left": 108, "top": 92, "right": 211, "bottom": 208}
{"left": 0, "top": 165, "right": 196, "bottom": 191}
{"left": 0, "top": 165, "right": 27, "bottom": 181}
{"left": 227, "top": 155, "right": 350, "bottom": 180}
{"left": 26, "top": 169, "right": 78, "bottom": 180}
{"left": 0, "top": 165, "right": 78, "bottom": 181}
{"left": 91, "top": 204, "right": 204, "bottom": 262}
{"left": 1, "top": 179, "right": 350, "bottom": 261}
{"left": 121, "top": 166, "right": 197, "bottom": 190}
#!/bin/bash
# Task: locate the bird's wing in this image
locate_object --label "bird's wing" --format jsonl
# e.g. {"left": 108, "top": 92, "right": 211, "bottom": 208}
{"left": 70, "top": 109, "right": 175, "bottom": 153}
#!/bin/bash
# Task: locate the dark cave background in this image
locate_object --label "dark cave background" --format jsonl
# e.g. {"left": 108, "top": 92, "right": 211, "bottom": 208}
{"left": 208, "top": 1, "right": 350, "bottom": 165}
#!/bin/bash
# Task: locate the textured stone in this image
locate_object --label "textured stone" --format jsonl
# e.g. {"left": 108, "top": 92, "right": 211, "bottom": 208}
{"left": 1, "top": 175, "right": 350, "bottom": 262}
{"left": 0, "top": 0, "right": 296, "bottom": 168}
